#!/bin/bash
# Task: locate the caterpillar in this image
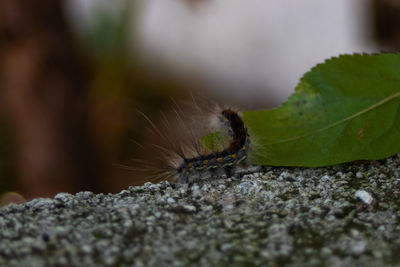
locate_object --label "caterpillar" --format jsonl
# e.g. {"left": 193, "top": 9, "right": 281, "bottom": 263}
{"left": 133, "top": 101, "right": 251, "bottom": 184}
{"left": 167, "top": 108, "right": 250, "bottom": 183}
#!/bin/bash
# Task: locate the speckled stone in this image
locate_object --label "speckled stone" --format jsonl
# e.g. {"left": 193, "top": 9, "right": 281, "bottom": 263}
{"left": 1, "top": 155, "right": 400, "bottom": 266}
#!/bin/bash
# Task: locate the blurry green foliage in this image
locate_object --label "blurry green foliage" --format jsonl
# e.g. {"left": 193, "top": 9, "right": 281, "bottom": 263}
{"left": 76, "top": 1, "right": 189, "bottom": 187}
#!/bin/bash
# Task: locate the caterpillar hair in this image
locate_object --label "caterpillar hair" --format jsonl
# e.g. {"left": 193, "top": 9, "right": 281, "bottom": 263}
{"left": 135, "top": 99, "right": 250, "bottom": 184}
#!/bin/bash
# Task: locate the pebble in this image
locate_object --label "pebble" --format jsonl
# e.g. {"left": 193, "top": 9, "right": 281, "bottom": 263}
{"left": 355, "top": 190, "right": 373, "bottom": 205}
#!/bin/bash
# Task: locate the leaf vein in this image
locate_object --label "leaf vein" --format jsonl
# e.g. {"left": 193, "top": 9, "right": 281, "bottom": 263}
{"left": 266, "top": 90, "right": 400, "bottom": 145}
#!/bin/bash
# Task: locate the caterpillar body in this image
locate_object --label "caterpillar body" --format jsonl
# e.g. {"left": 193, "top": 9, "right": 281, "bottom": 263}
{"left": 169, "top": 108, "right": 250, "bottom": 183}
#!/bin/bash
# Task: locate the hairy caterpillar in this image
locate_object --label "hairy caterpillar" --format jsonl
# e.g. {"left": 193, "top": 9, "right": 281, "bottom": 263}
{"left": 138, "top": 103, "right": 251, "bottom": 184}
{"left": 171, "top": 108, "right": 250, "bottom": 183}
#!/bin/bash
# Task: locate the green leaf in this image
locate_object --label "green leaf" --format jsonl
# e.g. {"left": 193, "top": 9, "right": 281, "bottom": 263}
{"left": 243, "top": 53, "right": 400, "bottom": 167}
{"left": 200, "top": 131, "right": 230, "bottom": 152}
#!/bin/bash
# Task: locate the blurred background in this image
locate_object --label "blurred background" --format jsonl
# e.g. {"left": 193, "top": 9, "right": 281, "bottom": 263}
{"left": 0, "top": 0, "right": 398, "bottom": 204}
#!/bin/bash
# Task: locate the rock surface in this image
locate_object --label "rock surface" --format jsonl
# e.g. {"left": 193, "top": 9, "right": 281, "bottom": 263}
{"left": 1, "top": 155, "right": 400, "bottom": 266}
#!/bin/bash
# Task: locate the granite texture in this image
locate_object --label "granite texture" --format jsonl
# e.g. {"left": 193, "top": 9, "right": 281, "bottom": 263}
{"left": 1, "top": 155, "right": 400, "bottom": 266}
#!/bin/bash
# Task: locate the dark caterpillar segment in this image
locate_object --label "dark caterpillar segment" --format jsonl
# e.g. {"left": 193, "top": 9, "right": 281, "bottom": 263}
{"left": 174, "top": 109, "right": 250, "bottom": 183}
{"left": 222, "top": 109, "right": 248, "bottom": 152}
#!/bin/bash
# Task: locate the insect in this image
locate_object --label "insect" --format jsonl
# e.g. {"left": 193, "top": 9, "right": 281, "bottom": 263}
{"left": 163, "top": 107, "right": 250, "bottom": 183}
{"left": 136, "top": 103, "right": 250, "bottom": 184}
